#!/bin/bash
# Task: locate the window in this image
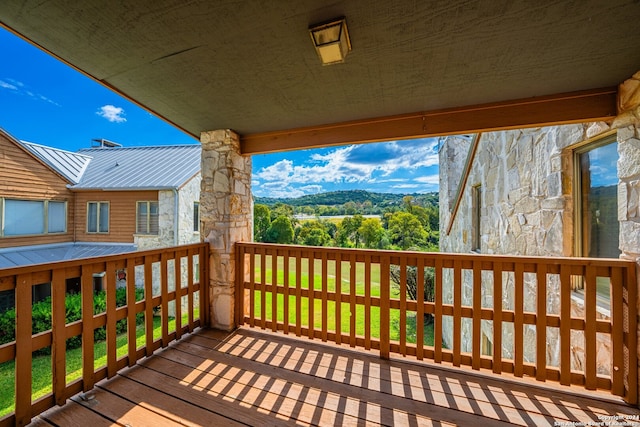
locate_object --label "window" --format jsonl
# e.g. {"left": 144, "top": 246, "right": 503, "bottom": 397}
{"left": 471, "top": 185, "right": 482, "bottom": 252}
{"left": 48, "top": 201, "right": 67, "bottom": 233}
{"left": 136, "top": 201, "right": 159, "bottom": 235}
{"left": 574, "top": 136, "right": 619, "bottom": 301}
{"left": 193, "top": 201, "right": 200, "bottom": 232}
{"left": 87, "top": 202, "right": 109, "bottom": 233}
{"left": 0, "top": 198, "right": 67, "bottom": 237}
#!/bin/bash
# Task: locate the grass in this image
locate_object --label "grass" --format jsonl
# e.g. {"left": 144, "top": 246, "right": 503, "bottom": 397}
{"left": 0, "top": 311, "right": 196, "bottom": 418}
{"left": 253, "top": 256, "right": 435, "bottom": 346}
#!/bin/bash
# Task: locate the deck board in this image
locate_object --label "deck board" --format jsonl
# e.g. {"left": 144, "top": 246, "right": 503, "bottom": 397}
{"left": 28, "top": 327, "right": 640, "bottom": 426}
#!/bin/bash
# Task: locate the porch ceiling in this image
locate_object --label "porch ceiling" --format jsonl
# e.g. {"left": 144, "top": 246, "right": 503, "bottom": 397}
{"left": 1, "top": 1, "right": 639, "bottom": 153}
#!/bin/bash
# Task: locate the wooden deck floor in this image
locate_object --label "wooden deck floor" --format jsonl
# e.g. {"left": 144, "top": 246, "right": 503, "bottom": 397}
{"left": 30, "top": 327, "right": 640, "bottom": 426}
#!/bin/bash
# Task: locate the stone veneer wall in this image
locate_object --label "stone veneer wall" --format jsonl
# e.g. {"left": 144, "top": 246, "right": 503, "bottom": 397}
{"left": 200, "top": 130, "right": 252, "bottom": 330}
{"left": 132, "top": 175, "right": 202, "bottom": 315}
{"left": 439, "top": 122, "right": 640, "bottom": 375}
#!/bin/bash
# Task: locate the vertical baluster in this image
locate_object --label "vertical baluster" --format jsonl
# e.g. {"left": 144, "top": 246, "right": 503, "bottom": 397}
{"left": 610, "top": 266, "right": 623, "bottom": 396}
{"left": 51, "top": 268, "right": 67, "bottom": 406}
{"left": 416, "top": 257, "right": 425, "bottom": 361}
{"left": 625, "top": 262, "right": 638, "bottom": 404}
{"left": 144, "top": 256, "right": 154, "bottom": 356}
{"left": 584, "top": 265, "right": 597, "bottom": 389}
{"left": 126, "top": 258, "right": 137, "bottom": 366}
{"left": 248, "top": 246, "right": 256, "bottom": 327}
{"left": 308, "top": 250, "right": 315, "bottom": 339}
{"left": 106, "top": 261, "right": 117, "bottom": 377}
{"left": 295, "top": 249, "right": 302, "bottom": 337}
{"left": 187, "top": 251, "right": 195, "bottom": 331}
{"left": 175, "top": 253, "right": 183, "bottom": 340}
{"left": 434, "top": 258, "right": 443, "bottom": 363}
{"left": 399, "top": 256, "right": 407, "bottom": 356}
{"left": 559, "top": 264, "right": 571, "bottom": 386}
{"left": 380, "top": 255, "right": 390, "bottom": 360}
{"left": 472, "top": 260, "right": 481, "bottom": 370}
{"left": 260, "top": 248, "right": 266, "bottom": 329}
{"left": 349, "top": 253, "right": 357, "bottom": 348}
{"left": 271, "top": 248, "right": 278, "bottom": 332}
{"left": 514, "top": 262, "right": 524, "bottom": 377}
{"left": 335, "top": 252, "right": 342, "bottom": 345}
{"left": 453, "top": 259, "right": 462, "bottom": 367}
{"left": 81, "top": 265, "right": 95, "bottom": 390}
{"left": 283, "top": 250, "right": 290, "bottom": 334}
{"left": 535, "top": 263, "right": 547, "bottom": 382}
{"left": 321, "top": 251, "right": 328, "bottom": 342}
{"left": 160, "top": 254, "right": 169, "bottom": 347}
{"left": 364, "top": 255, "right": 371, "bottom": 350}
{"left": 493, "top": 262, "right": 502, "bottom": 374}
{"left": 199, "top": 246, "right": 208, "bottom": 326}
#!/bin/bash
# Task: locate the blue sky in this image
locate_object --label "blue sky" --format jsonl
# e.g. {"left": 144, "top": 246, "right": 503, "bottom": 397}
{"left": 0, "top": 27, "right": 440, "bottom": 198}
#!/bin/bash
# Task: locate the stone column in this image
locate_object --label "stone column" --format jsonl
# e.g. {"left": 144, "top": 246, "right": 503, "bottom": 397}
{"left": 200, "top": 130, "right": 252, "bottom": 331}
{"left": 613, "top": 71, "right": 640, "bottom": 406}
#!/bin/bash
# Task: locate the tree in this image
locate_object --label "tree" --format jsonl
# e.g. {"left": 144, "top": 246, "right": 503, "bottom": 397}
{"left": 336, "top": 214, "right": 364, "bottom": 247}
{"left": 253, "top": 204, "right": 271, "bottom": 242}
{"left": 295, "top": 221, "right": 331, "bottom": 246}
{"left": 264, "top": 215, "right": 294, "bottom": 244}
{"left": 387, "top": 211, "right": 427, "bottom": 249}
{"left": 358, "top": 218, "right": 385, "bottom": 249}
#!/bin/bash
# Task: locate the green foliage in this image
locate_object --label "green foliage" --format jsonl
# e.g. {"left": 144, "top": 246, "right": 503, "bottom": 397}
{"left": 295, "top": 221, "right": 332, "bottom": 246}
{"left": 254, "top": 204, "right": 272, "bottom": 242}
{"left": 387, "top": 211, "right": 427, "bottom": 249}
{"left": 358, "top": 217, "right": 386, "bottom": 249}
{"left": 264, "top": 215, "right": 294, "bottom": 244}
{"left": 0, "top": 287, "right": 145, "bottom": 350}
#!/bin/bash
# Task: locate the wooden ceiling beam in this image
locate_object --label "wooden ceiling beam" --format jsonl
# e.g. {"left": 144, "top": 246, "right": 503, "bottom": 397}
{"left": 240, "top": 87, "right": 618, "bottom": 155}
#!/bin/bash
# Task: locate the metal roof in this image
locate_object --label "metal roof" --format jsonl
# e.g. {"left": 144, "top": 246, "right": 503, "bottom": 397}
{"left": 0, "top": 242, "right": 136, "bottom": 269}
{"left": 73, "top": 145, "right": 201, "bottom": 190}
{"left": 18, "top": 140, "right": 92, "bottom": 184}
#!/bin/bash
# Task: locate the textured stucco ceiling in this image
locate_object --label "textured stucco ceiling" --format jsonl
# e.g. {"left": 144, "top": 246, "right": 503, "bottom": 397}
{"left": 1, "top": 1, "right": 639, "bottom": 145}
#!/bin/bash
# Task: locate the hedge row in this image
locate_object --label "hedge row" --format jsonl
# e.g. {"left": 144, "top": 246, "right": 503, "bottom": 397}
{"left": 0, "top": 287, "right": 145, "bottom": 350}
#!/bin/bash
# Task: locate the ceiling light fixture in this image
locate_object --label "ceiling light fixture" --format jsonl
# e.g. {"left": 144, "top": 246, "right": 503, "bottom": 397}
{"left": 309, "top": 17, "right": 351, "bottom": 65}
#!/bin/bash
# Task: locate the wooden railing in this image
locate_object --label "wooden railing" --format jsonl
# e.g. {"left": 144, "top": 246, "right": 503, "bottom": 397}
{"left": 235, "top": 242, "right": 638, "bottom": 404}
{"left": 0, "top": 243, "right": 208, "bottom": 427}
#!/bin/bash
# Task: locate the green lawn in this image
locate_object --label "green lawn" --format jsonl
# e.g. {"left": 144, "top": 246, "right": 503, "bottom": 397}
{"left": 0, "top": 313, "right": 192, "bottom": 417}
{"left": 253, "top": 256, "right": 435, "bottom": 346}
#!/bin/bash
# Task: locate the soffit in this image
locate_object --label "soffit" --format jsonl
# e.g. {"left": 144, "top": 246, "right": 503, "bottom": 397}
{"left": 1, "top": 1, "right": 639, "bottom": 151}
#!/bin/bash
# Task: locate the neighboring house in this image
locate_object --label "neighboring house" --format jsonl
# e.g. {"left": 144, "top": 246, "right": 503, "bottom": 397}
{"left": 0, "top": 128, "right": 201, "bottom": 309}
{"left": 439, "top": 121, "right": 640, "bottom": 375}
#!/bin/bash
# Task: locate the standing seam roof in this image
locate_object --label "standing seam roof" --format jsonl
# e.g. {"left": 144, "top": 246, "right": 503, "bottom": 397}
{"left": 73, "top": 145, "right": 201, "bottom": 189}
{"left": 18, "top": 140, "right": 92, "bottom": 184}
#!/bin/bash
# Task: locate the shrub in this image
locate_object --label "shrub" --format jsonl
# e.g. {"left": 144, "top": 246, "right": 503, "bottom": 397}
{"left": 0, "top": 287, "right": 145, "bottom": 349}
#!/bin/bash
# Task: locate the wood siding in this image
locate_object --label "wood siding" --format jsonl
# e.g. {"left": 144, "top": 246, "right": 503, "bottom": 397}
{"left": 73, "top": 191, "right": 158, "bottom": 243}
{"left": 0, "top": 133, "right": 75, "bottom": 248}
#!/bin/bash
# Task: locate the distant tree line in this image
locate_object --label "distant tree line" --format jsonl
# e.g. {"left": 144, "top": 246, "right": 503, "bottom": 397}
{"left": 254, "top": 193, "right": 439, "bottom": 252}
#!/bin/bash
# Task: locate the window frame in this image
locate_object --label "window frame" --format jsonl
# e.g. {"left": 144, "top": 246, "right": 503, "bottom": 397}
{"left": 471, "top": 184, "right": 482, "bottom": 252}
{"left": 571, "top": 133, "right": 619, "bottom": 308}
{"left": 136, "top": 200, "right": 159, "bottom": 235}
{"left": 572, "top": 134, "right": 619, "bottom": 259}
{"left": 193, "top": 201, "right": 200, "bottom": 232}
{"left": 0, "top": 198, "right": 67, "bottom": 237}
{"left": 87, "top": 201, "right": 110, "bottom": 234}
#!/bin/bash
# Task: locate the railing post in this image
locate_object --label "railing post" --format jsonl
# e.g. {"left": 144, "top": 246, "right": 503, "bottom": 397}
{"left": 14, "top": 273, "right": 32, "bottom": 427}
{"left": 380, "top": 255, "right": 390, "bottom": 360}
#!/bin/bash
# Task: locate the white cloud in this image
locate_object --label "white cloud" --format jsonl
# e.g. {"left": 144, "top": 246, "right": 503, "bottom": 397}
{"left": 97, "top": 104, "right": 127, "bottom": 123}
{"left": 0, "top": 80, "right": 18, "bottom": 90}
{"left": 414, "top": 175, "right": 440, "bottom": 185}
{"left": 0, "top": 78, "right": 60, "bottom": 106}
{"left": 254, "top": 139, "right": 440, "bottom": 188}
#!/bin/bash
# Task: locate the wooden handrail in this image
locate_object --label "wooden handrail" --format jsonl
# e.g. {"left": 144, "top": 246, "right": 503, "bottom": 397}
{"left": 235, "top": 242, "right": 638, "bottom": 404}
{"left": 0, "top": 242, "right": 208, "bottom": 426}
